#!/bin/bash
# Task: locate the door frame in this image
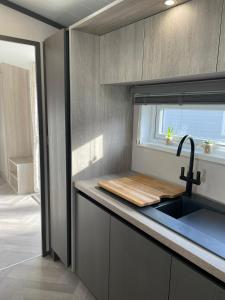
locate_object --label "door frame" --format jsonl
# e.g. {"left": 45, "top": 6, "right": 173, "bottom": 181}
{"left": 0, "top": 34, "right": 50, "bottom": 256}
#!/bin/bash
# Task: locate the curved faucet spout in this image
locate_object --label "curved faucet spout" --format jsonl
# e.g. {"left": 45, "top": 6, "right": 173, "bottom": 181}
{"left": 176, "top": 135, "right": 195, "bottom": 175}
{"left": 176, "top": 135, "right": 201, "bottom": 196}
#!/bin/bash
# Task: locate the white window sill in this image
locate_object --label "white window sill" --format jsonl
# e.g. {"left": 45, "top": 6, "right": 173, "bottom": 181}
{"left": 136, "top": 141, "right": 225, "bottom": 166}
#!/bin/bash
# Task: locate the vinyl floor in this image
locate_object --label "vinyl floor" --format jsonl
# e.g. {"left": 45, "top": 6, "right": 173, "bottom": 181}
{"left": 0, "top": 177, "right": 41, "bottom": 270}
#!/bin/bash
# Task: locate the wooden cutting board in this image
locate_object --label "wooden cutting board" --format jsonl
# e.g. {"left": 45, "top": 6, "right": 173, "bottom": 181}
{"left": 98, "top": 174, "right": 184, "bottom": 207}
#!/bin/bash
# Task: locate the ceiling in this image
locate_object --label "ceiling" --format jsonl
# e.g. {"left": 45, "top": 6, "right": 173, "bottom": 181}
{"left": 8, "top": 0, "right": 115, "bottom": 27}
{"left": 0, "top": 40, "right": 35, "bottom": 70}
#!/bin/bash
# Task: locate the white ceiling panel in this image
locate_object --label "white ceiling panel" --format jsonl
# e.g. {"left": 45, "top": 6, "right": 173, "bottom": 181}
{"left": 9, "top": 0, "right": 115, "bottom": 27}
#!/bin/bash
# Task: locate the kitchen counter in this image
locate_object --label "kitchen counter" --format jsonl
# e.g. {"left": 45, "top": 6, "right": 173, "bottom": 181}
{"left": 75, "top": 174, "right": 225, "bottom": 284}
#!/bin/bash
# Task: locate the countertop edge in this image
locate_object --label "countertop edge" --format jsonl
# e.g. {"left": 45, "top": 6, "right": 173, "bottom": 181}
{"left": 74, "top": 177, "right": 225, "bottom": 284}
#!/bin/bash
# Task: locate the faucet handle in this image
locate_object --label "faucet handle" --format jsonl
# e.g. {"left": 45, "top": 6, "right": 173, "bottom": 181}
{"left": 180, "top": 167, "right": 186, "bottom": 180}
{"left": 192, "top": 171, "right": 201, "bottom": 185}
{"left": 196, "top": 171, "right": 201, "bottom": 185}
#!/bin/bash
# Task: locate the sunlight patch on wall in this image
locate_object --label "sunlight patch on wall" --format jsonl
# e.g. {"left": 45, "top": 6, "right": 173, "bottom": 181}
{"left": 72, "top": 134, "right": 104, "bottom": 177}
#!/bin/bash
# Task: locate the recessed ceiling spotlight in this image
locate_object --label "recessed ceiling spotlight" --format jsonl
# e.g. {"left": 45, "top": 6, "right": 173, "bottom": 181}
{"left": 164, "top": 0, "right": 176, "bottom": 6}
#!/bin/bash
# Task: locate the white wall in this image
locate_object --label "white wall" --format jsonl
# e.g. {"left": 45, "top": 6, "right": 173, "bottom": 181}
{"left": 0, "top": 40, "right": 35, "bottom": 70}
{"left": 132, "top": 106, "right": 225, "bottom": 205}
{"left": 0, "top": 5, "right": 57, "bottom": 41}
{"left": 0, "top": 4, "right": 58, "bottom": 108}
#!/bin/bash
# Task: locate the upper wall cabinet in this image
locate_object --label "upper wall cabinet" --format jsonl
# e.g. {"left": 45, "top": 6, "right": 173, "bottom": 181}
{"left": 142, "top": 0, "right": 223, "bottom": 81}
{"left": 217, "top": 3, "right": 225, "bottom": 72}
{"left": 100, "top": 20, "right": 144, "bottom": 84}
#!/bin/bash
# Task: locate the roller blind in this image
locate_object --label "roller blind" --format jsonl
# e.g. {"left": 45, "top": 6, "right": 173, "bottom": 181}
{"left": 132, "top": 79, "right": 225, "bottom": 105}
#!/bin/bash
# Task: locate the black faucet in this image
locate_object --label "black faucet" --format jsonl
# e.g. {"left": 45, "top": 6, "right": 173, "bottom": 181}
{"left": 176, "top": 135, "right": 201, "bottom": 196}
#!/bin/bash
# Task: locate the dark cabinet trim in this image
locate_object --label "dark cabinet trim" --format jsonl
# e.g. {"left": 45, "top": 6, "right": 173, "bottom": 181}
{"left": 64, "top": 30, "right": 72, "bottom": 265}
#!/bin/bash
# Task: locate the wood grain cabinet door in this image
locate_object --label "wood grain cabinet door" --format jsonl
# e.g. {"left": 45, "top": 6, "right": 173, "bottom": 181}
{"left": 75, "top": 194, "right": 110, "bottom": 300}
{"left": 109, "top": 216, "right": 171, "bottom": 300}
{"left": 142, "top": 0, "right": 223, "bottom": 81}
{"left": 169, "top": 257, "right": 225, "bottom": 300}
{"left": 44, "top": 29, "right": 71, "bottom": 266}
{"left": 217, "top": 2, "right": 225, "bottom": 72}
{"left": 100, "top": 20, "right": 144, "bottom": 84}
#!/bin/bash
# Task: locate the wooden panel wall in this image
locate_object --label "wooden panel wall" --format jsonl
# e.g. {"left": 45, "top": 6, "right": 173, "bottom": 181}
{"left": 0, "top": 63, "right": 32, "bottom": 179}
{"left": 70, "top": 30, "right": 133, "bottom": 182}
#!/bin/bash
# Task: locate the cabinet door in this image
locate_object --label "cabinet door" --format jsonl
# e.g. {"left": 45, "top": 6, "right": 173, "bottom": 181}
{"left": 142, "top": 0, "right": 223, "bottom": 81}
{"left": 75, "top": 194, "right": 110, "bottom": 300}
{"left": 100, "top": 20, "right": 144, "bottom": 84}
{"left": 217, "top": 3, "right": 225, "bottom": 72}
{"left": 44, "top": 29, "right": 71, "bottom": 266}
{"left": 109, "top": 216, "right": 171, "bottom": 300}
{"left": 169, "top": 257, "right": 225, "bottom": 300}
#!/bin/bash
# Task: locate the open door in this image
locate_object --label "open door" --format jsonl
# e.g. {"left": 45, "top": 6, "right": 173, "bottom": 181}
{"left": 44, "top": 29, "right": 71, "bottom": 266}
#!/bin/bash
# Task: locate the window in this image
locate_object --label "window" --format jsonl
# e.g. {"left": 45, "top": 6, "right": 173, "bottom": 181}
{"left": 138, "top": 104, "right": 225, "bottom": 147}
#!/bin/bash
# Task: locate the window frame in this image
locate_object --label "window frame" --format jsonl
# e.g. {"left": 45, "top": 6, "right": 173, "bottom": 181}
{"left": 138, "top": 104, "right": 225, "bottom": 148}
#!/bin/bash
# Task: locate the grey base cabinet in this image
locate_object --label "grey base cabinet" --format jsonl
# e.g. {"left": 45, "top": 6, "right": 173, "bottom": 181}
{"left": 75, "top": 194, "right": 110, "bottom": 300}
{"left": 109, "top": 216, "right": 171, "bottom": 300}
{"left": 75, "top": 193, "right": 225, "bottom": 300}
{"left": 169, "top": 257, "right": 225, "bottom": 300}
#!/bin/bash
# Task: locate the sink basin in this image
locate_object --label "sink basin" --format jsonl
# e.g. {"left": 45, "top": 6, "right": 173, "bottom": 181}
{"left": 156, "top": 197, "right": 204, "bottom": 219}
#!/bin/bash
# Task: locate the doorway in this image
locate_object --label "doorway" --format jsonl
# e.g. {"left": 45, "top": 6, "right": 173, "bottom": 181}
{"left": 0, "top": 35, "right": 48, "bottom": 269}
